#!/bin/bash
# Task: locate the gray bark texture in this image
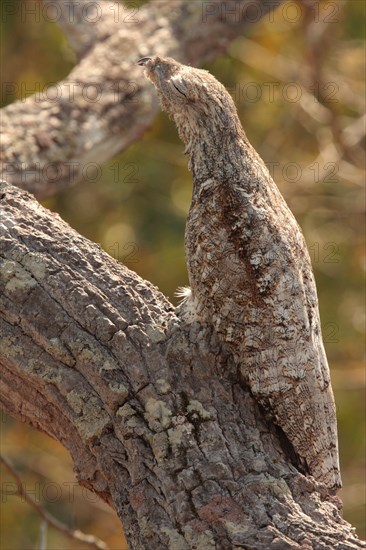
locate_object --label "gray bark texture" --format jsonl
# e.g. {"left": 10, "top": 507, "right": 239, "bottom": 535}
{"left": 0, "top": 0, "right": 283, "bottom": 199}
{"left": 0, "top": 1, "right": 365, "bottom": 549}
{"left": 0, "top": 180, "right": 364, "bottom": 550}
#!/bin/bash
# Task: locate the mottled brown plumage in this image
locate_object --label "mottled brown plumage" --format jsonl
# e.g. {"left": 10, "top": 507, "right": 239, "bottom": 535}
{"left": 139, "top": 56, "right": 341, "bottom": 490}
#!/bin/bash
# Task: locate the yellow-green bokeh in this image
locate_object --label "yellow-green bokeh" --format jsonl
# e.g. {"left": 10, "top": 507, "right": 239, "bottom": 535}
{"left": 1, "top": 1, "right": 364, "bottom": 547}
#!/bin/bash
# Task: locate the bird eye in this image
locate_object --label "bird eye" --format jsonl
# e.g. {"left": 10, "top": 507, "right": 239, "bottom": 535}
{"left": 172, "top": 82, "right": 187, "bottom": 98}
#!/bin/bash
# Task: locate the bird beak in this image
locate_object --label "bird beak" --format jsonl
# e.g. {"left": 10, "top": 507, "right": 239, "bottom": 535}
{"left": 137, "top": 57, "right": 152, "bottom": 66}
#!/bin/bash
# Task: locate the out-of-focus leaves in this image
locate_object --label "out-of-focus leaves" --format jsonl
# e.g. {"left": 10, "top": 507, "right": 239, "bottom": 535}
{"left": 1, "top": 0, "right": 365, "bottom": 544}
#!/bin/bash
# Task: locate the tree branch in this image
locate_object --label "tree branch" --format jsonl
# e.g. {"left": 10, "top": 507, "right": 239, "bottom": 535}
{"left": 1, "top": 1, "right": 364, "bottom": 547}
{"left": 0, "top": 180, "right": 364, "bottom": 548}
{"left": 42, "top": 0, "right": 120, "bottom": 59}
{"left": 0, "top": 454, "right": 109, "bottom": 550}
{"left": 0, "top": 0, "right": 285, "bottom": 198}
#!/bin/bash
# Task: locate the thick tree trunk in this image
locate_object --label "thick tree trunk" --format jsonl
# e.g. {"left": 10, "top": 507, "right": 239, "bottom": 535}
{"left": 0, "top": 1, "right": 364, "bottom": 548}
{"left": 0, "top": 182, "right": 364, "bottom": 548}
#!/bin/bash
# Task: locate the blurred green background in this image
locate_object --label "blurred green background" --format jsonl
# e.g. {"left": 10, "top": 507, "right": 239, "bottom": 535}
{"left": 1, "top": 0, "right": 365, "bottom": 548}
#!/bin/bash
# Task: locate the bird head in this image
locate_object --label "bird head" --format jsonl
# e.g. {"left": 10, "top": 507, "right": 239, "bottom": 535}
{"left": 137, "top": 56, "right": 202, "bottom": 107}
{"left": 137, "top": 56, "right": 244, "bottom": 150}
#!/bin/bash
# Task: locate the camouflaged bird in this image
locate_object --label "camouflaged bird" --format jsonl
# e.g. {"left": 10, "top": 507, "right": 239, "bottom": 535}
{"left": 138, "top": 56, "right": 341, "bottom": 490}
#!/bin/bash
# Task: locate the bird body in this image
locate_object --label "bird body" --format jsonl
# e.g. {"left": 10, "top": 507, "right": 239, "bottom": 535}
{"left": 139, "top": 56, "right": 341, "bottom": 490}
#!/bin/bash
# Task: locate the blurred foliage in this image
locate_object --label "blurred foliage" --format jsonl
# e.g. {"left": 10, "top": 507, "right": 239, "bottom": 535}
{"left": 1, "top": 0, "right": 365, "bottom": 547}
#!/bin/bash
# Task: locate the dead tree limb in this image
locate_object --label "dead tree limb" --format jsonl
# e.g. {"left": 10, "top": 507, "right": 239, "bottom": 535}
{"left": 0, "top": 181, "right": 364, "bottom": 548}
{"left": 1, "top": 1, "right": 364, "bottom": 548}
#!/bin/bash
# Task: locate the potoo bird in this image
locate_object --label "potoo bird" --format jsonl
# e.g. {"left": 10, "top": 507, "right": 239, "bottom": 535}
{"left": 138, "top": 56, "right": 341, "bottom": 490}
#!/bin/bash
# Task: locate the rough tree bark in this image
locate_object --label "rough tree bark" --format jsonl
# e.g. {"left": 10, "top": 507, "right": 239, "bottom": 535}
{"left": 0, "top": 1, "right": 364, "bottom": 549}
{"left": 0, "top": 0, "right": 283, "bottom": 198}
{"left": 0, "top": 180, "right": 363, "bottom": 549}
